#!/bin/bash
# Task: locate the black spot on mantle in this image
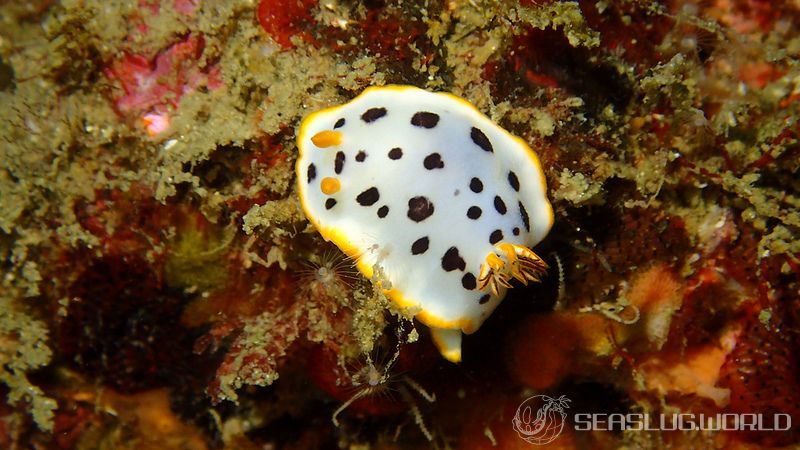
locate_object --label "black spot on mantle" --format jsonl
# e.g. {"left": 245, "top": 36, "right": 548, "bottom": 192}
{"left": 411, "top": 111, "right": 440, "bottom": 128}
{"left": 307, "top": 163, "right": 316, "bottom": 183}
{"left": 508, "top": 171, "right": 520, "bottom": 191}
{"left": 356, "top": 187, "right": 380, "bottom": 206}
{"left": 462, "top": 272, "right": 477, "bottom": 290}
{"left": 423, "top": 153, "right": 444, "bottom": 170}
{"left": 441, "top": 247, "right": 466, "bottom": 272}
{"left": 411, "top": 237, "right": 429, "bottom": 255}
{"left": 407, "top": 196, "right": 434, "bottom": 222}
{"left": 361, "top": 107, "right": 387, "bottom": 123}
{"left": 470, "top": 127, "right": 493, "bottom": 153}
{"left": 494, "top": 196, "right": 507, "bottom": 215}
{"left": 334, "top": 151, "right": 345, "bottom": 174}
{"left": 467, "top": 206, "right": 482, "bottom": 220}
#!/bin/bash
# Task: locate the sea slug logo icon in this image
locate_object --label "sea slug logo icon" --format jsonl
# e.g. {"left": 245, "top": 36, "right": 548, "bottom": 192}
{"left": 512, "top": 395, "right": 571, "bottom": 445}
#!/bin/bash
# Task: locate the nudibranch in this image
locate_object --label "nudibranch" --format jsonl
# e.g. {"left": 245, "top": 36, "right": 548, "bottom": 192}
{"left": 296, "top": 86, "right": 553, "bottom": 362}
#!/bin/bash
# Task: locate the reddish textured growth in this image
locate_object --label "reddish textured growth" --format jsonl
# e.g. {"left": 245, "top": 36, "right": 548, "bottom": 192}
{"left": 498, "top": 28, "right": 634, "bottom": 113}
{"left": 190, "top": 264, "right": 299, "bottom": 403}
{"left": 73, "top": 185, "right": 169, "bottom": 257}
{"left": 205, "top": 302, "right": 301, "bottom": 403}
{"left": 256, "top": 0, "right": 318, "bottom": 49}
{"left": 52, "top": 405, "right": 99, "bottom": 449}
{"left": 739, "top": 61, "right": 785, "bottom": 89}
{"left": 58, "top": 254, "right": 194, "bottom": 392}
{"left": 719, "top": 303, "right": 800, "bottom": 446}
{"left": 359, "top": 9, "right": 426, "bottom": 61}
{"left": 579, "top": 1, "right": 672, "bottom": 68}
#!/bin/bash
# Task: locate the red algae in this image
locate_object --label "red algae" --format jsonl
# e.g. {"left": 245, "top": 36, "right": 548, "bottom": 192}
{"left": 579, "top": 0, "right": 673, "bottom": 68}
{"left": 358, "top": 7, "right": 428, "bottom": 61}
{"left": 256, "top": 0, "right": 318, "bottom": 49}
{"left": 58, "top": 254, "right": 194, "bottom": 392}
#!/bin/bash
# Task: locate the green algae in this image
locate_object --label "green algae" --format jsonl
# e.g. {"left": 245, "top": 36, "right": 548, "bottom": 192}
{"left": 553, "top": 168, "right": 605, "bottom": 206}
{"left": 242, "top": 198, "right": 305, "bottom": 238}
{"left": 512, "top": 2, "right": 601, "bottom": 49}
{"left": 0, "top": 296, "right": 57, "bottom": 431}
{"left": 164, "top": 221, "right": 236, "bottom": 291}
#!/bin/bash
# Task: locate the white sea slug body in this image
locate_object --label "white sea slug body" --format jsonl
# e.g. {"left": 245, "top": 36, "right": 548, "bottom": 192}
{"left": 296, "top": 86, "right": 553, "bottom": 362}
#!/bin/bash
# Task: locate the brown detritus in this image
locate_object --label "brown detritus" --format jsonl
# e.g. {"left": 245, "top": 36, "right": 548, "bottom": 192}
{"left": 53, "top": 386, "right": 209, "bottom": 450}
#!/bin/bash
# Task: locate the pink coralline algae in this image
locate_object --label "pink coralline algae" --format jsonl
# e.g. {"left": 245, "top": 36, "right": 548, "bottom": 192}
{"left": 104, "top": 34, "right": 222, "bottom": 135}
{"left": 173, "top": 0, "right": 198, "bottom": 16}
{"left": 137, "top": 0, "right": 198, "bottom": 17}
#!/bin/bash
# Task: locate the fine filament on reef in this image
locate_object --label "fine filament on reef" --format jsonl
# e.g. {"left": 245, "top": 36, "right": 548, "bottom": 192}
{"left": 296, "top": 248, "right": 360, "bottom": 296}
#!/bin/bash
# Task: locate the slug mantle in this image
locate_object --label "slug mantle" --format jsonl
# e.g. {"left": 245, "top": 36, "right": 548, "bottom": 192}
{"left": 296, "top": 85, "right": 553, "bottom": 362}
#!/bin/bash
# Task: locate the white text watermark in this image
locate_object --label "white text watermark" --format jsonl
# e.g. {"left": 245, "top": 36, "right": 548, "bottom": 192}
{"left": 574, "top": 412, "right": 792, "bottom": 431}
{"left": 513, "top": 394, "right": 793, "bottom": 446}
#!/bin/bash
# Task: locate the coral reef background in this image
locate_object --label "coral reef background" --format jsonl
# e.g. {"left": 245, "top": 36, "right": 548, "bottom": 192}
{"left": 0, "top": 0, "right": 798, "bottom": 448}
